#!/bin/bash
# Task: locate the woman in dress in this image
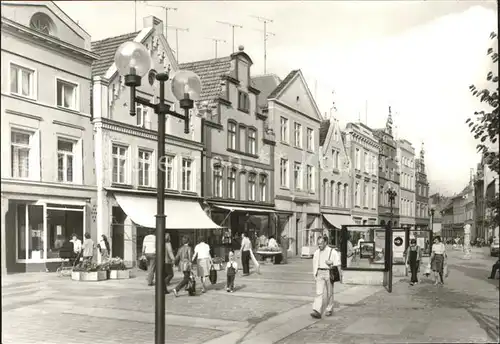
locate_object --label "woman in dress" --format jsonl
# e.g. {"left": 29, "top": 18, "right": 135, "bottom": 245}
{"left": 430, "top": 236, "right": 446, "bottom": 285}
{"left": 193, "top": 236, "right": 213, "bottom": 293}
{"left": 405, "top": 239, "right": 422, "bottom": 286}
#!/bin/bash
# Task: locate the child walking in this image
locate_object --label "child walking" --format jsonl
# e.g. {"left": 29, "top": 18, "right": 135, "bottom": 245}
{"left": 226, "top": 251, "right": 238, "bottom": 292}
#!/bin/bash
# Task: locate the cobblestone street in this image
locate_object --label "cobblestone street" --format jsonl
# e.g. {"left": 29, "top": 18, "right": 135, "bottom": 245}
{"left": 1, "top": 258, "right": 376, "bottom": 344}
{"left": 2, "top": 249, "right": 498, "bottom": 344}
{"left": 278, "top": 248, "right": 500, "bottom": 344}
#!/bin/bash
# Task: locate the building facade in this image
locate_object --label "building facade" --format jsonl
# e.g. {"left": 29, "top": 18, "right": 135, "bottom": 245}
{"left": 1, "top": 1, "right": 99, "bottom": 274}
{"left": 397, "top": 139, "right": 416, "bottom": 228}
{"left": 91, "top": 16, "right": 219, "bottom": 266}
{"left": 319, "top": 117, "right": 354, "bottom": 246}
{"left": 475, "top": 151, "right": 499, "bottom": 241}
{"left": 252, "top": 70, "right": 322, "bottom": 256}
{"left": 181, "top": 46, "right": 276, "bottom": 259}
{"left": 373, "top": 109, "right": 400, "bottom": 227}
{"left": 343, "top": 122, "right": 379, "bottom": 225}
{"left": 415, "top": 143, "right": 430, "bottom": 228}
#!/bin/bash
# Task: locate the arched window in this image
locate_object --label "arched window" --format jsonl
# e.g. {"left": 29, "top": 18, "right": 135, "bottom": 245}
{"left": 259, "top": 174, "right": 267, "bottom": 202}
{"left": 336, "top": 182, "right": 342, "bottom": 207}
{"left": 330, "top": 181, "right": 335, "bottom": 206}
{"left": 213, "top": 165, "right": 223, "bottom": 197}
{"left": 29, "top": 12, "right": 56, "bottom": 36}
{"left": 248, "top": 173, "right": 256, "bottom": 201}
{"left": 322, "top": 179, "right": 328, "bottom": 205}
{"left": 227, "top": 168, "right": 237, "bottom": 199}
{"left": 343, "top": 184, "right": 349, "bottom": 208}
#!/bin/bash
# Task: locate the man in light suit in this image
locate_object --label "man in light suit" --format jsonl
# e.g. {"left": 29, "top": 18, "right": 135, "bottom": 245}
{"left": 311, "top": 236, "right": 340, "bottom": 319}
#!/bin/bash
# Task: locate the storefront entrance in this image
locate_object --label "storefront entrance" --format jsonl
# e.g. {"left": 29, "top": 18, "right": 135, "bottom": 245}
{"left": 5, "top": 199, "right": 87, "bottom": 272}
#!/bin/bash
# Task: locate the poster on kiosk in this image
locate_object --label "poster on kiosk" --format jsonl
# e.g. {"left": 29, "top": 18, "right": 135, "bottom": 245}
{"left": 392, "top": 231, "right": 407, "bottom": 264}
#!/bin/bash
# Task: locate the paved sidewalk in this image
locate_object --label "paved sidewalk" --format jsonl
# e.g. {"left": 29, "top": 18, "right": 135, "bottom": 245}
{"left": 277, "top": 253, "right": 500, "bottom": 344}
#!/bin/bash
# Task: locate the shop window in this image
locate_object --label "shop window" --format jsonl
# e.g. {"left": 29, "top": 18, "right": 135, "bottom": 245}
{"left": 46, "top": 206, "right": 84, "bottom": 259}
{"left": 16, "top": 204, "right": 43, "bottom": 260}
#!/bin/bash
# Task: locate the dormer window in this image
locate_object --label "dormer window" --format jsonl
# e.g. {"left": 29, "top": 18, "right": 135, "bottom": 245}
{"left": 29, "top": 12, "right": 56, "bottom": 36}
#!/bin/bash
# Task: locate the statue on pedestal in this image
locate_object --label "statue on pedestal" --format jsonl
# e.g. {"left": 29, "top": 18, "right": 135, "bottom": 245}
{"left": 463, "top": 224, "right": 472, "bottom": 260}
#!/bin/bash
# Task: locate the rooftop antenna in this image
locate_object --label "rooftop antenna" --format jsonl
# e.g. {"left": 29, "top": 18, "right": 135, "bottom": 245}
{"left": 216, "top": 21, "right": 243, "bottom": 53}
{"left": 167, "top": 26, "right": 189, "bottom": 63}
{"left": 250, "top": 15, "right": 275, "bottom": 74}
{"left": 143, "top": 1, "right": 177, "bottom": 39}
{"left": 206, "top": 37, "right": 226, "bottom": 58}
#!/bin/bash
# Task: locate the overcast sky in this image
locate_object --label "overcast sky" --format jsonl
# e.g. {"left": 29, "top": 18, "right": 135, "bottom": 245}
{"left": 58, "top": 0, "right": 498, "bottom": 196}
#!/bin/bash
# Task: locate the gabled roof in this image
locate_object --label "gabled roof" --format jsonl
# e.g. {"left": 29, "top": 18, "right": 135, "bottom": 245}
{"left": 319, "top": 120, "right": 330, "bottom": 146}
{"left": 251, "top": 74, "right": 281, "bottom": 108}
{"left": 179, "top": 56, "right": 232, "bottom": 105}
{"left": 91, "top": 31, "right": 140, "bottom": 78}
{"left": 268, "top": 69, "right": 299, "bottom": 99}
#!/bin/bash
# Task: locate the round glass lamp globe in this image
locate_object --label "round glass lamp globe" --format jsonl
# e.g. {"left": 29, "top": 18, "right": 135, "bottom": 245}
{"left": 171, "top": 70, "right": 202, "bottom": 101}
{"left": 114, "top": 41, "right": 152, "bottom": 77}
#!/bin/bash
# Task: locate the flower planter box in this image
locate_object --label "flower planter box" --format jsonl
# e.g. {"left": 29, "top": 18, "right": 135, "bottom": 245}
{"left": 109, "top": 269, "right": 130, "bottom": 279}
{"left": 71, "top": 271, "right": 108, "bottom": 282}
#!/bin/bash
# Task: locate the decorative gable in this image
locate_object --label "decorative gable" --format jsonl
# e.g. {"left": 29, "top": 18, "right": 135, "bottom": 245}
{"left": 1, "top": 1, "right": 89, "bottom": 49}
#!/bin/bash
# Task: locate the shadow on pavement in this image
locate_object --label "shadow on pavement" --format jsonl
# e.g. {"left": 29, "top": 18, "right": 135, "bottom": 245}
{"left": 467, "top": 308, "right": 500, "bottom": 342}
{"left": 450, "top": 264, "right": 499, "bottom": 286}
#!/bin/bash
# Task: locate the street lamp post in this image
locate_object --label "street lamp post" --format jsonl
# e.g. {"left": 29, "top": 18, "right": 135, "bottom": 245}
{"left": 114, "top": 41, "right": 201, "bottom": 344}
{"left": 386, "top": 187, "right": 397, "bottom": 293}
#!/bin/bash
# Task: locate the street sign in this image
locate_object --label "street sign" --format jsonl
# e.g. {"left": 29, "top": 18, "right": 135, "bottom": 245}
{"left": 394, "top": 237, "right": 403, "bottom": 246}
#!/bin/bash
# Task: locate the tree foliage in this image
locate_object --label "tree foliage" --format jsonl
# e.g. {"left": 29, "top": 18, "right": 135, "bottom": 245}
{"left": 467, "top": 31, "right": 499, "bottom": 229}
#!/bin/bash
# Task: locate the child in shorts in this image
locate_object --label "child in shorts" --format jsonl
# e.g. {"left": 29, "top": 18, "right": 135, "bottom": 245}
{"left": 226, "top": 251, "right": 238, "bottom": 292}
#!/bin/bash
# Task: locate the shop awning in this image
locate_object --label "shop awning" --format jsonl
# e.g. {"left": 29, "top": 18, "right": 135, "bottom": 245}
{"left": 323, "top": 214, "right": 356, "bottom": 229}
{"left": 214, "top": 205, "right": 276, "bottom": 213}
{"left": 114, "top": 194, "right": 221, "bottom": 229}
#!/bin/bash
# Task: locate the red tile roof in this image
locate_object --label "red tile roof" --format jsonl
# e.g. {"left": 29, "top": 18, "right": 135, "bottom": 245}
{"left": 179, "top": 56, "right": 232, "bottom": 105}
{"left": 91, "top": 31, "right": 140, "bottom": 78}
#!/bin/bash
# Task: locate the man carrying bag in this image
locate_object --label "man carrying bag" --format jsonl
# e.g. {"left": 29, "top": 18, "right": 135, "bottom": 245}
{"left": 311, "top": 236, "right": 341, "bottom": 319}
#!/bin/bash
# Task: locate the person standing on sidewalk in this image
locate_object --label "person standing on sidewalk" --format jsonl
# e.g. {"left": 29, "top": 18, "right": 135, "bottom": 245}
{"left": 281, "top": 234, "right": 290, "bottom": 264}
{"left": 311, "top": 236, "right": 339, "bottom": 319}
{"left": 164, "top": 233, "right": 175, "bottom": 294}
{"left": 82, "top": 233, "right": 94, "bottom": 263}
{"left": 240, "top": 233, "right": 252, "bottom": 276}
{"left": 225, "top": 251, "right": 238, "bottom": 292}
{"left": 142, "top": 229, "right": 156, "bottom": 286}
{"left": 405, "top": 239, "right": 422, "bottom": 286}
{"left": 193, "top": 236, "right": 213, "bottom": 293}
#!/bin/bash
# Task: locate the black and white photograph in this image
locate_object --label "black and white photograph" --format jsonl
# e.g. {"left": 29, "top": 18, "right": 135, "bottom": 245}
{"left": 1, "top": 0, "right": 498, "bottom": 343}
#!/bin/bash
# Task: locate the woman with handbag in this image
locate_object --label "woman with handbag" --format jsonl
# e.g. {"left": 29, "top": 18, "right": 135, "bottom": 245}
{"left": 172, "top": 236, "right": 193, "bottom": 297}
{"left": 311, "top": 236, "right": 341, "bottom": 319}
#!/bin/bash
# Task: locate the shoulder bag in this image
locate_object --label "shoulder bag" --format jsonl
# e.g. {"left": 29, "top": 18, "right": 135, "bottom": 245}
{"left": 328, "top": 248, "right": 341, "bottom": 283}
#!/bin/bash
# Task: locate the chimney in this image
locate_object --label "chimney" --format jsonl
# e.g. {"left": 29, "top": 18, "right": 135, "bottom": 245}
{"left": 143, "top": 16, "right": 164, "bottom": 36}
